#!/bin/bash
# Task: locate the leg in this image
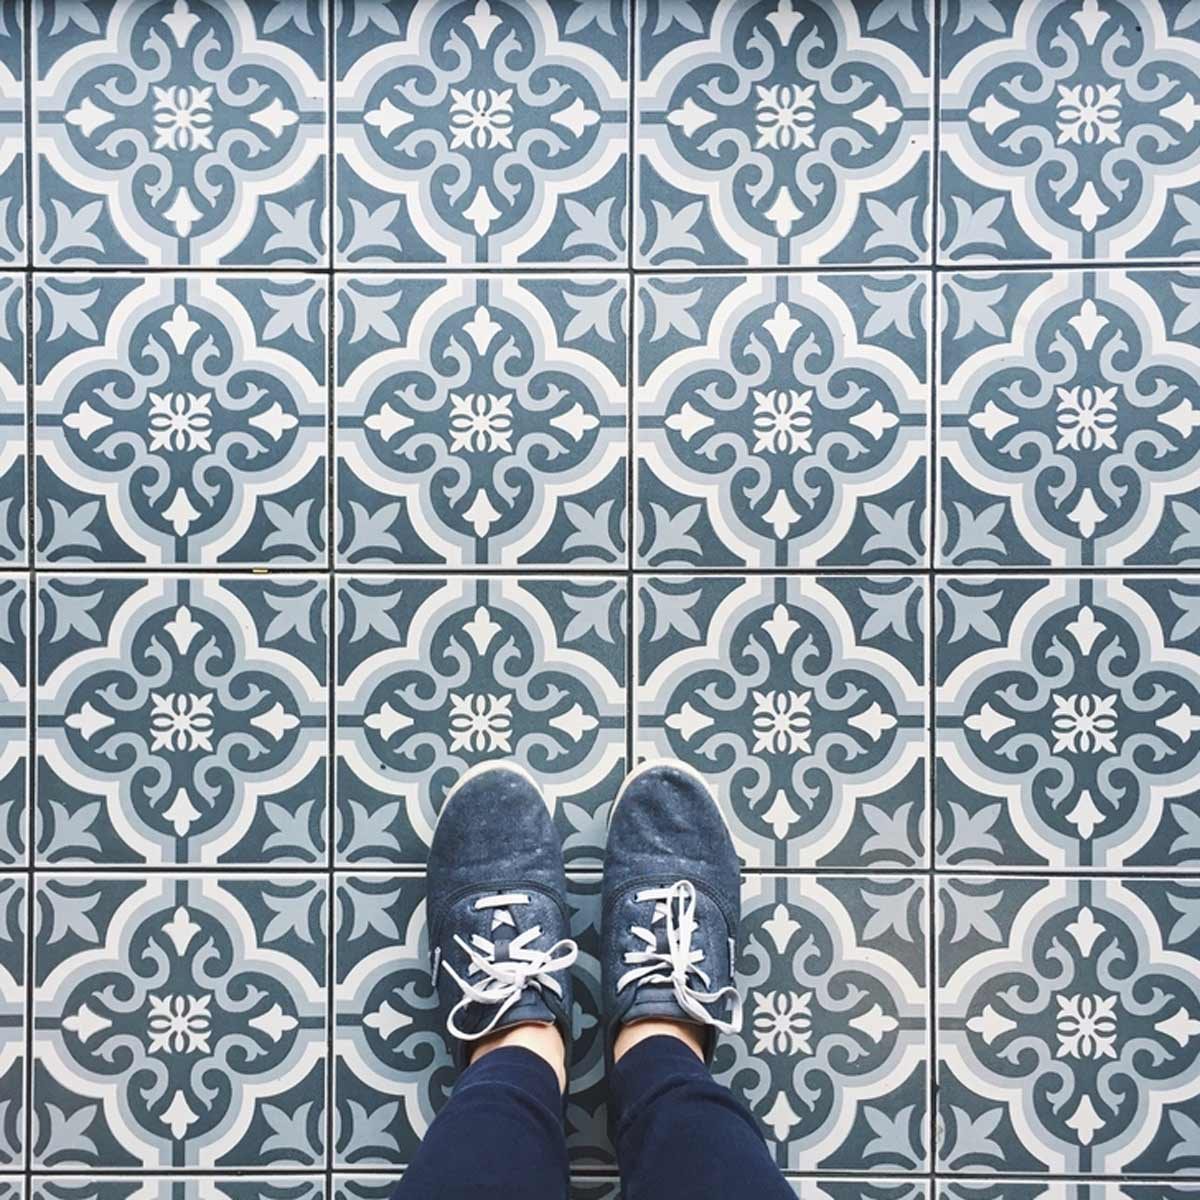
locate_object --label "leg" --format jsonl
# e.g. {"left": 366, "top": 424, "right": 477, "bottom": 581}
{"left": 608, "top": 1031, "right": 794, "bottom": 1200}
{"left": 393, "top": 1041, "right": 568, "bottom": 1200}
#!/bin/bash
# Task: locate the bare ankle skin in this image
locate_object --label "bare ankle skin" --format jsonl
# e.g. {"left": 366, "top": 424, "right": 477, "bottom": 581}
{"left": 468, "top": 1021, "right": 568, "bottom": 1092}
{"left": 613, "top": 1017, "right": 706, "bottom": 1064}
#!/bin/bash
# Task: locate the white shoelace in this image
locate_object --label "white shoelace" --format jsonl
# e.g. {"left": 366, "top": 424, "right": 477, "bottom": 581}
{"left": 615, "top": 879, "right": 742, "bottom": 1034}
{"left": 438, "top": 892, "right": 579, "bottom": 1042}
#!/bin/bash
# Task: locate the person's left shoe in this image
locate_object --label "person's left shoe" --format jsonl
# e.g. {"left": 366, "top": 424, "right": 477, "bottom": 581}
{"left": 427, "top": 761, "right": 578, "bottom": 1071}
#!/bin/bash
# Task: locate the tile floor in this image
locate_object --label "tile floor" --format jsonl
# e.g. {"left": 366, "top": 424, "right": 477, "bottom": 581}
{"left": 0, "top": 0, "right": 1198, "bottom": 1196}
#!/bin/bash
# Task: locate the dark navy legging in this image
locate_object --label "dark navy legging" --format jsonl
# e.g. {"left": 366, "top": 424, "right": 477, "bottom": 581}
{"left": 392, "top": 1034, "right": 795, "bottom": 1198}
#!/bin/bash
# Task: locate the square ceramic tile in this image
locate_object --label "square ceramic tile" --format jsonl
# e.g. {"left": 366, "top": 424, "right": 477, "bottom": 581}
{"left": 636, "top": 274, "right": 930, "bottom": 568}
{"left": 33, "top": 0, "right": 327, "bottom": 267}
{"left": 0, "top": 276, "right": 23, "bottom": 566}
{"left": 935, "top": 576, "right": 1200, "bottom": 871}
{"left": 333, "top": 0, "right": 629, "bottom": 266}
{"left": 335, "top": 576, "right": 625, "bottom": 868}
{"left": 32, "top": 873, "right": 327, "bottom": 1168}
{"left": 0, "top": 1, "right": 23, "bottom": 266}
{"left": 0, "top": 575, "right": 25, "bottom": 867}
{"left": 0, "top": 875, "right": 25, "bottom": 1168}
{"left": 33, "top": 1182, "right": 326, "bottom": 1200}
{"left": 636, "top": 0, "right": 932, "bottom": 267}
{"left": 939, "top": 0, "right": 1200, "bottom": 262}
{"left": 637, "top": 576, "right": 927, "bottom": 869}
{"left": 36, "top": 575, "right": 327, "bottom": 865}
{"left": 34, "top": 275, "right": 327, "bottom": 565}
{"left": 937, "top": 876, "right": 1200, "bottom": 1174}
{"left": 938, "top": 270, "right": 1200, "bottom": 568}
{"left": 335, "top": 275, "right": 627, "bottom": 567}
{"left": 940, "top": 1187, "right": 1200, "bottom": 1200}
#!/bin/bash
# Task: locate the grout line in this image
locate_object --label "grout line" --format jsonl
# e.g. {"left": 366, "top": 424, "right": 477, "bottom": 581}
{"left": 325, "top": 0, "right": 336, "bottom": 1184}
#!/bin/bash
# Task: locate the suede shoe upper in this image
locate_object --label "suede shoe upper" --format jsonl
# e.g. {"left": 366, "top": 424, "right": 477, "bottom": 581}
{"left": 427, "top": 762, "right": 576, "bottom": 1071}
{"left": 601, "top": 761, "right": 743, "bottom": 1067}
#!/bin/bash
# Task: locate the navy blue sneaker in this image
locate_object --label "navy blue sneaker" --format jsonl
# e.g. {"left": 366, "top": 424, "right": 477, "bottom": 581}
{"left": 427, "top": 762, "right": 577, "bottom": 1071}
{"left": 600, "top": 760, "right": 743, "bottom": 1066}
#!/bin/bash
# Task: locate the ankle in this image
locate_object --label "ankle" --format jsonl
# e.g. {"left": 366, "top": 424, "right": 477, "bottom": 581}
{"left": 468, "top": 1021, "right": 568, "bottom": 1092}
{"left": 613, "top": 1017, "right": 706, "bottom": 1064}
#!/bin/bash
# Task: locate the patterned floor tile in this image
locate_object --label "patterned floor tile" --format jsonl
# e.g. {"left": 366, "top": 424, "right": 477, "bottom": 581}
{"left": 36, "top": 575, "right": 327, "bottom": 865}
{"left": 0, "top": 276, "right": 23, "bottom": 567}
{"left": 637, "top": 274, "right": 928, "bottom": 569}
{"left": 940, "top": 0, "right": 1200, "bottom": 262}
{"left": 336, "top": 275, "right": 626, "bottom": 567}
{"left": 32, "top": 873, "right": 327, "bottom": 1168}
{"left": 334, "top": 0, "right": 629, "bottom": 266}
{"left": 938, "top": 270, "right": 1200, "bottom": 568}
{"left": 0, "top": 575, "right": 24, "bottom": 867}
{"left": 0, "top": 875, "right": 24, "bottom": 1168}
{"left": 636, "top": 0, "right": 931, "bottom": 267}
{"left": 637, "top": 576, "right": 926, "bottom": 869}
{"left": 34, "top": 275, "right": 327, "bottom": 565}
{"left": 336, "top": 576, "right": 624, "bottom": 868}
{"left": 936, "top": 576, "right": 1200, "bottom": 871}
{"left": 941, "top": 1187, "right": 1200, "bottom": 1200}
{"left": 33, "top": 0, "right": 327, "bottom": 267}
{"left": 33, "top": 1182, "right": 326, "bottom": 1200}
{"left": 937, "top": 876, "right": 1200, "bottom": 1175}
{"left": 0, "top": 2, "right": 23, "bottom": 267}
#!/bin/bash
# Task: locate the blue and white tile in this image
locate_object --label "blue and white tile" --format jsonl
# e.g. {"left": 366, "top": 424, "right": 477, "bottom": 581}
{"left": 0, "top": 2, "right": 22, "bottom": 265}
{"left": 33, "top": 1182, "right": 326, "bottom": 1200}
{"left": 32, "top": 873, "right": 326, "bottom": 1168}
{"left": 0, "top": 876, "right": 24, "bottom": 1168}
{"left": 940, "top": 0, "right": 1200, "bottom": 262}
{"left": 334, "top": 0, "right": 628, "bottom": 266}
{"left": 0, "top": 276, "right": 23, "bottom": 566}
{"left": 336, "top": 275, "right": 626, "bottom": 567}
{"left": 37, "top": 575, "right": 327, "bottom": 866}
{"left": 34, "top": 275, "right": 327, "bottom": 565}
{"left": 637, "top": 576, "right": 926, "bottom": 869}
{"left": 937, "top": 876, "right": 1200, "bottom": 1174}
{"left": 936, "top": 576, "right": 1200, "bottom": 871}
{"left": 0, "top": 1180, "right": 18, "bottom": 1200}
{"left": 34, "top": 0, "right": 327, "bottom": 267}
{"left": 636, "top": 0, "right": 931, "bottom": 267}
{"left": 637, "top": 274, "right": 928, "bottom": 569}
{"left": 939, "top": 271, "right": 1200, "bottom": 568}
{"left": 941, "top": 1186, "right": 1200, "bottom": 1200}
{"left": 336, "top": 576, "right": 625, "bottom": 868}
{"left": 0, "top": 576, "right": 24, "bottom": 866}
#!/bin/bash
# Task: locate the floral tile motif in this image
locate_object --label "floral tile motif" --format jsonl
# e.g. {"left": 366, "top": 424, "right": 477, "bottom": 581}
{"left": 336, "top": 276, "right": 626, "bottom": 567}
{"left": 939, "top": 271, "right": 1200, "bottom": 568}
{"left": 34, "top": 0, "right": 327, "bottom": 266}
{"left": 637, "top": 576, "right": 926, "bottom": 869}
{"left": 636, "top": 0, "right": 931, "bottom": 267}
{"left": 36, "top": 575, "right": 327, "bottom": 865}
{"left": 334, "top": 0, "right": 628, "bottom": 266}
{"left": 0, "top": 576, "right": 25, "bottom": 867}
{"left": 940, "top": 0, "right": 1200, "bottom": 262}
{"left": 936, "top": 576, "right": 1200, "bottom": 871}
{"left": 937, "top": 876, "right": 1200, "bottom": 1174}
{"left": 34, "top": 275, "right": 327, "bottom": 565}
{"left": 0, "top": 276, "right": 23, "bottom": 566}
{"left": 0, "top": 2, "right": 22, "bottom": 265}
{"left": 32, "top": 873, "right": 326, "bottom": 1168}
{"left": 941, "top": 1186, "right": 1200, "bottom": 1200}
{"left": 637, "top": 274, "right": 928, "bottom": 569}
{"left": 0, "top": 876, "right": 25, "bottom": 1167}
{"left": 33, "top": 1181, "right": 327, "bottom": 1200}
{"left": 336, "top": 576, "right": 625, "bottom": 868}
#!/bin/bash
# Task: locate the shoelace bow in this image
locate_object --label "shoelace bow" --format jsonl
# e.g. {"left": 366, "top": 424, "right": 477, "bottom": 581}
{"left": 616, "top": 878, "right": 743, "bottom": 1034}
{"left": 439, "top": 892, "right": 578, "bottom": 1042}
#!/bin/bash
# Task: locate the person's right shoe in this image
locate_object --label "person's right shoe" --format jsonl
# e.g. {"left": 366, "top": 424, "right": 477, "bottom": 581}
{"left": 600, "top": 759, "right": 743, "bottom": 1067}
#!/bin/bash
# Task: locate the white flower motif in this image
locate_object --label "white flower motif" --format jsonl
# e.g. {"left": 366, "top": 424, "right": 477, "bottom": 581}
{"left": 1056, "top": 83, "right": 1122, "bottom": 145}
{"left": 752, "top": 388, "right": 814, "bottom": 454}
{"left": 449, "top": 87, "right": 514, "bottom": 149}
{"left": 149, "top": 692, "right": 215, "bottom": 753}
{"left": 152, "top": 84, "right": 215, "bottom": 152}
{"left": 147, "top": 391, "right": 213, "bottom": 453}
{"left": 752, "top": 689, "right": 812, "bottom": 755}
{"left": 754, "top": 83, "right": 816, "bottom": 150}
{"left": 449, "top": 392, "right": 514, "bottom": 453}
{"left": 147, "top": 993, "right": 212, "bottom": 1055}
{"left": 1055, "top": 385, "right": 1118, "bottom": 452}
{"left": 1051, "top": 693, "right": 1119, "bottom": 755}
{"left": 752, "top": 990, "right": 813, "bottom": 1056}
{"left": 448, "top": 692, "right": 513, "bottom": 753}
{"left": 1056, "top": 993, "right": 1118, "bottom": 1059}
